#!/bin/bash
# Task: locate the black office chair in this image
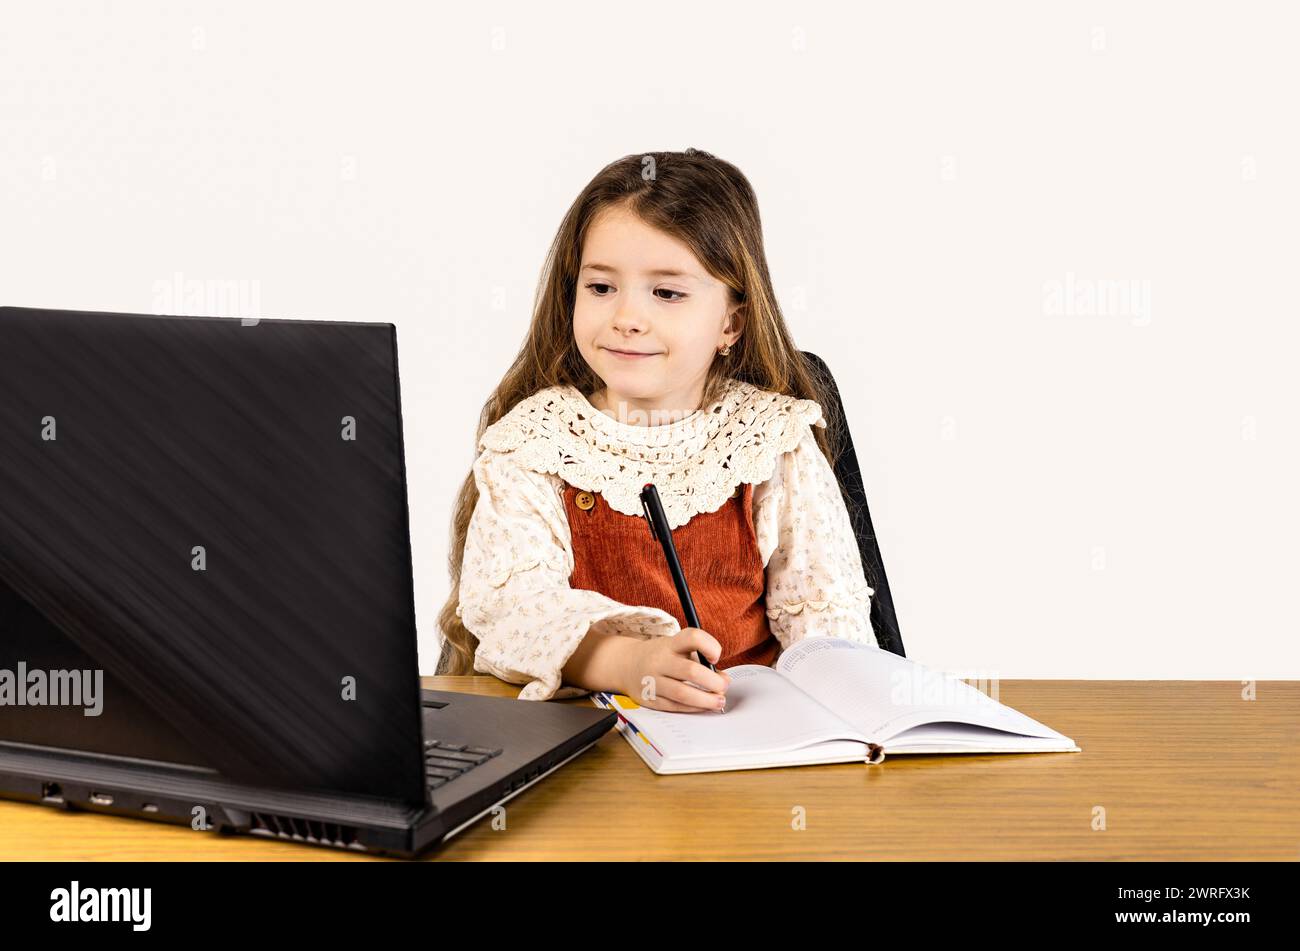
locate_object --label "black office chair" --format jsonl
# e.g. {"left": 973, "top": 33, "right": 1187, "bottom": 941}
{"left": 800, "top": 351, "right": 905, "bottom": 658}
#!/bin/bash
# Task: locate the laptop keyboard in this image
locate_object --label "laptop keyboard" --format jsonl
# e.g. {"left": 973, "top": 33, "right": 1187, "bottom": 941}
{"left": 424, "top": 738, "right": 503, "bottom": 789}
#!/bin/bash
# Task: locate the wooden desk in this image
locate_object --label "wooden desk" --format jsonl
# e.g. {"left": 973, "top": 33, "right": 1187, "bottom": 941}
{"left": 2, "top": 678, "right": 1296, "bottom": 860}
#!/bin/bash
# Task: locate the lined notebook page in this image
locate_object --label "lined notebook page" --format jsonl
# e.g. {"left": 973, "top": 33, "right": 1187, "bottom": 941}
{"left": 775, "top": 638, "right": 1070, "bottom": 743}
{"left": 615, "top": 664, "right": 871, "bottom": 761}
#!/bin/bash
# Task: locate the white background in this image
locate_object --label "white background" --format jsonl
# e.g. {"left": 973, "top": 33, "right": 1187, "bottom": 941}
{"left": 3, "top": 1, "right": 1295, "bottom": 680}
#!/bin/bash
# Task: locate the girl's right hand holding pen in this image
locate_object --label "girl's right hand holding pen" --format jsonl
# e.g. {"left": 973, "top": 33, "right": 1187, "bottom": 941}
{"left": 618, "top": 628, "right": 731, "bottom": 713}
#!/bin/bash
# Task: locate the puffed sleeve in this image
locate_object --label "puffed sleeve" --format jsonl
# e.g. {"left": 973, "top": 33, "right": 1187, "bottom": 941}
{"left": 456, "top": 447, "right": 683, "bottom": 701}
{"left": 752, "top": 423, "right": 877, "bottom": 653}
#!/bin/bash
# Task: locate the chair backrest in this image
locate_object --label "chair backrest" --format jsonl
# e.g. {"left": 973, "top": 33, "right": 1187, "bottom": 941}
{"left": 800, "top": 351, "right": 905, "bottom": 657}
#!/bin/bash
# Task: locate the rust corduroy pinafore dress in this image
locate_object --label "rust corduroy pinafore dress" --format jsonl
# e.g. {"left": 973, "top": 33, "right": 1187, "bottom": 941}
{"left": 560, "top": 480, "right": 781, "bottom": 669}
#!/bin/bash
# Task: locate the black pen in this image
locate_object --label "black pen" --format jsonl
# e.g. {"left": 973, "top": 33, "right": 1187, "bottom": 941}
{"left": 639, "top": 482, "right": 717, "bottom": 674}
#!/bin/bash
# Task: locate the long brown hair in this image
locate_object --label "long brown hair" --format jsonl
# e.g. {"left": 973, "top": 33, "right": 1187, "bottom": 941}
{"left": 436, "top": 148, "right": 851, "bottom": 675}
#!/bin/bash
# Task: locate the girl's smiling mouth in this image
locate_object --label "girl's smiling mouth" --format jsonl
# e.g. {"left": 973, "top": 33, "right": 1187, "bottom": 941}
{"left": 602, "top": 346, "right": 662, "bottom": 359}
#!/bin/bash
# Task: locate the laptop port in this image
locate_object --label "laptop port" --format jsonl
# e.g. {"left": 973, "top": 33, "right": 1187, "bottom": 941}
{"left": 41, "top": 782, "right": 63, "bottom": 803}
{"left": 89, "top": 792, "right": 114, "bottom": 806}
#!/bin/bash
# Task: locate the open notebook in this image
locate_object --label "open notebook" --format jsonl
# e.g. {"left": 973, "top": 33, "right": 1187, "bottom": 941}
{"left": 590, "top": 637, "right": 1081, "bottom": 774}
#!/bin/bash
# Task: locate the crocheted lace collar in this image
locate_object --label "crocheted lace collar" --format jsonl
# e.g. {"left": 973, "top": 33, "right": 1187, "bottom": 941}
{"left": 478, "top": 376, "right": 827, "bottom": 529}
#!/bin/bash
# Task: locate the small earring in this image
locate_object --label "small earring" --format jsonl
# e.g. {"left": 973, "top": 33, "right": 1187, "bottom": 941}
{"left": 718, "top": 343, "right": 732, "bottom": 356}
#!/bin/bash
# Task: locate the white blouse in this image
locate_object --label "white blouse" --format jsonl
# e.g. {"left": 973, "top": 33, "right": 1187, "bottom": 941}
{"left": 455, "top": 376, "right": 877, "bottom": 701}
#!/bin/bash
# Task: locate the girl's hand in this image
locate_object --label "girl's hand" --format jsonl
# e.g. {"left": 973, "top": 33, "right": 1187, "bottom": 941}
{"left": 617, "top": 628, "right": 732, "bottom": 713}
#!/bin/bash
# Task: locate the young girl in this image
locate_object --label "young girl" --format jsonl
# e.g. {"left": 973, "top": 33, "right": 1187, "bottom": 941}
{"left": 437, "top": 148, "right": 878, "bottom": 711}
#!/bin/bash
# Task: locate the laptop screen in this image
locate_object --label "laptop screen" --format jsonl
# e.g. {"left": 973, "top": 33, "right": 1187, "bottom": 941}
{"left": 0, "top": 306, "right": 426, "bottom": 804}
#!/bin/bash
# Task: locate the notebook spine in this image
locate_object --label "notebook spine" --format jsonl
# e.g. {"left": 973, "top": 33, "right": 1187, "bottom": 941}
{"left": 865, "top": 743, "right": 885, "bottom": 764}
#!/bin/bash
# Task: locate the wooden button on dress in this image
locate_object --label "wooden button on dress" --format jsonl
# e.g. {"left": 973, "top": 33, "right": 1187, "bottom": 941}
{"left": 575, "top": 491, "right": 596, "bottom": 511}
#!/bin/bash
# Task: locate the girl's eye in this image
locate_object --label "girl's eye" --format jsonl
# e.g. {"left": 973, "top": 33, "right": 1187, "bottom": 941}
{"left": 584, "top": 282, "right": 687, "bottom": 302}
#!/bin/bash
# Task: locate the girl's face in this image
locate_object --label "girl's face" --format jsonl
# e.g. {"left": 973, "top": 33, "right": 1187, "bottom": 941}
{"left": 573, "top": 205, "right": 742, "bottom": 422}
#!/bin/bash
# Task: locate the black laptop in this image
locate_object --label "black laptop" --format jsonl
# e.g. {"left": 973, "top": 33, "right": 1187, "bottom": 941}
{"left": 0, "top": 305, "right": 615, "bottom": 858}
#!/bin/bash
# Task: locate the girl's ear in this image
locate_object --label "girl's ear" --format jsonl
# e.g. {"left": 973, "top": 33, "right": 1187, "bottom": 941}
{"left": 725, "top": 300, "right": 747, "bottom": 341}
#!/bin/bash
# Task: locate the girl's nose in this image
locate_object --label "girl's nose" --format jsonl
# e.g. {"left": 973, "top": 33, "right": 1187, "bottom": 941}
{"left": 611, "top": 318, "right": 648, "bottom": 337}
{"left": 612, "top": 303, "right": 649, "bottom": 334}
